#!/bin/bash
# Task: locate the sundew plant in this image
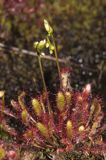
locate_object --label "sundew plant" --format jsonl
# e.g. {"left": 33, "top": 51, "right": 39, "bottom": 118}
{"left": 0, "top": 20, "right": 106, "bottom": 160}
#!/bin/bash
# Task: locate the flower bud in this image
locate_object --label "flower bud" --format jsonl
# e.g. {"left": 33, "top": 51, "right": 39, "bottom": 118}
{"left": 21, "top": 109, "right": 28, "bottom": 123}
{"left": 36, "top": 122, "right": 49, "bottom": 138}
{"left": 0, "top": 147, "right": 6, "bottom": 160}
{"left": 44, "top": 19, "right": 53, "bottom": 35}
{"left": 32, "top": 98, "right": 42, "bottom": 116}
{"left": 66, "top": 120, "right": 73, "bottom": 138}
{"left": 56, "top": 91, "right": 65, "bottom": 112}
{"left": 49, "top": 44, "right": 55, "bottom": 54}
{"left": 46, "top": 42, "right": 49, "bottom": 48}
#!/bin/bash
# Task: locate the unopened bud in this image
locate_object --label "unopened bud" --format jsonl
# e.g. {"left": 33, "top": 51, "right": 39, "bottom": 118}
{"left": 44, "top": 19, "right": 53, "bottom": 35}
{"left": 32, "top": 98, "right": 42, "bottom": 116}
{"left": 49, "top": 44, "right": 55, "bottom": 54}
{"left": 36, "top": 122, "right": 49, "bottom": 138}
{"left": 56, "top": 91, "right": 65, "bottom": 112}
{"left": 66, "top": 120, "right": 73, "bottom": 138}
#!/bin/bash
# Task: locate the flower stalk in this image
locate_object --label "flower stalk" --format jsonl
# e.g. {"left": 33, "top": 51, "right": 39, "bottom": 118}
{"left": 38, "top": 55, "right": 47, "bottom": 93}
{"left": 37, "top": 53, "right": 52, "bottom": 114}
{"left": 44, "top": 19, "right": 62, "bottom": 88}
{"left": 51, "top": 34, "right": 62, "bottom": 88}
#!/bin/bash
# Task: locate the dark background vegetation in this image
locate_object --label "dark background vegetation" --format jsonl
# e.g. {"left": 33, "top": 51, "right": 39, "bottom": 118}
{"left": 0, "top": 0, "right": 106, "bottom": 102}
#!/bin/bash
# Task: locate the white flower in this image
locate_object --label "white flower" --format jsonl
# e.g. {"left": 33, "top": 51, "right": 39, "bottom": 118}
{"left": 34, "top": 39, "right": 46, "bottom": 51}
